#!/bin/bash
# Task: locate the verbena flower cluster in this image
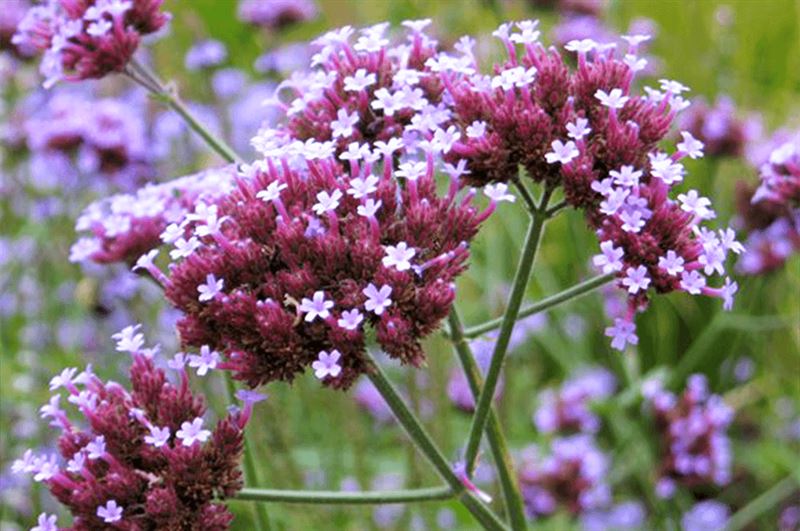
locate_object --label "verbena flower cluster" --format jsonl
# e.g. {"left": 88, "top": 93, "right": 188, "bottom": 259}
{"left": 677, "top": 96, "right": 761, "bottom": 158}
{"left": 533, "top": 367, "right": 616, "bottom": 434}
{"left": 19, "top": 90, "right": 154, "bottom": 191}
{"left": 736, "top": 131, "right": 800, "bottom": 275}
{"left": 518, "top": 434, "right": 611, "bottom": 517}
{"left": 158, "top": 151, "right": 487, "bottom": 390}
{"left": 70, "top": 164, "right": 237, "bottom": 266}
{"left": 113, "top": 22, "right": 512, "bottom": 390}
{"left": 435, "top": 23, "right": 741, "bottom": 350}
{"left": 237, "top": 0, "right": 317, "bottom": 31}
{"left": 13, "top": 0, "right": 170, "bottom": 87}
{"left": 643, "top": 374, "right": 733, "bottom": 498}
{"left": 13, "top": 327, "right": 255, "bottom": 530}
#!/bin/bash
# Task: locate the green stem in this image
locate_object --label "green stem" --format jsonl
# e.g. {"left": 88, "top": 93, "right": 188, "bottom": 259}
{"left": 223, "top": 376, "right": 272, "bottom": 531}
{"left": 463, "top": 192, "right": 550, "bottom": 472}
{"left": 725, "top": 475, "right": 798, "bottom": 531}
{"left": 365, "top": 353, "right": 510, "bottom": 531}
{"left": 545, "top": 200, "right": 569, "bottom": 217}
{"left": 448, "top": 310, "right": 528, "bottom": 531}
{"left": 237, "top": 486, "right": 453, "bottom": 504}
{"left": 128, "top": 57, "right": 242, "bottom": 164}
{"left": 463, "top": 273, "right": 616, "bottom": 338}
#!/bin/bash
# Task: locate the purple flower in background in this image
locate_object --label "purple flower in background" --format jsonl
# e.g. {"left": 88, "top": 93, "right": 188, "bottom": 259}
{"left": 645, "top": 375, "right": 734, "bottom": 495}
{"left": 678, "top": 96, "right": 762, "bottom": 158}
{"left": 681, "top": 500, "right": 730, "bottom": 531}
{"left": 581, "top": 501, "right": 647, "bottom": 531}
{"left": 353, "top": 378, "right": 394, "bottom": 423}
{"left": 519, "top": 435, "right": 611, "bottom": 517}
{"left": 185, "top": 39, "right": 228, "bottom": 70}
{"left": 534, "top": 367, "right": 616, "bottom": 434}
{"left": 238, "top": 0, "right": 317, "bottom": 31}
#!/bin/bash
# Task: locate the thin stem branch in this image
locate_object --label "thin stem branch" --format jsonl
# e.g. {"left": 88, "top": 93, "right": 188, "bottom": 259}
{"left": 545, "top": 200, "right": 569, "bottom": 217}
{"left": 127, "top": 57, "right": 242, "bottom": 164}
{"left": 463, "top": 192, "right": 550, "bottom": 472}
{"left": 365, "top": 352, "right": 510, "bottom": 531}
{"left": 223, "top": 376, "right": 272, "bottom": 531}
{"left": 511, "top": 177, "right": 537, "bottom": 215}
{"left": 463, "top": 273, "right": 616, "bottom": 338}
{"left": 725, "top": 475, "right": 798, "bottom": 531}
{"left": 448, "top": 310, "right": 528, "bottom": 531}
{"left": 237, "top": 486, "right": 453, "bottom": 505}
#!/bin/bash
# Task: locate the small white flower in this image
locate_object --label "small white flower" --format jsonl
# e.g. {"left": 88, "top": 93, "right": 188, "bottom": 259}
{"left": 197, "top": 273, "right": 223, "bottom": 302}
{"left": 312, "top": 350, "right": 342, "bottom": 379}
{"left": 363, "top": 283, "right": 392, "bottom": 315}
{"left": 484, "top": 183, "right": 516, "bottom": 203}
{"left": 312, "top": 189, "right": 343, "bottom": 215}
{"left": 299, "top": 291, "right": 335, "bottom": 322}
{"left": 256, "top": 181, "right": 288, "bottom": 203}
{"left": 176, "top": 417, "right": 211, "bottom": 447}
{"left": 595, "top": 88, "right": 629, "bottom": 109}
{"left": 545, "top": 139, "right": 579, "bottom": 165}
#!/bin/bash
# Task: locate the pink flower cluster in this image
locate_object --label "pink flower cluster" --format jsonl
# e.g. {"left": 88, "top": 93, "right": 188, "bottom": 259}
{"left": 155, "top": 150, "right": 488, "bottom": 390}
{"left": 13, "top": 326, "right": 257, "bottom": 530}
{"left": 643, "top": 374, "right": 733, "bottom": 498}
{"left": 13, "top": 0, "right": 170, "bottom": 87}
{"left": 437, "top": 22, "right": 740, "bottom": 349}
{"left": 677, "top": 96, "right": 761, "bottom": 158}
{"left": 237, "top": 0, "right": 317, "bottom": 31}
{"left": 533, "top": 367, "right": 616, "bottom": 434}
{"left": 736, "top": 131, "right": 800, "bottom": 275}
{"left": 518, "top": 435, "right": 611, "bottom": 517}
{"left": 70, "top": 164, "right": 236, "bottom": 266}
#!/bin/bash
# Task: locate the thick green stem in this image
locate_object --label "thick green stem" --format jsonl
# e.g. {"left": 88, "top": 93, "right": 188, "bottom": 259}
{"left": 365, "top": 353, "right": 510, "bottom": 531}
{"left": 448, "top": 310, "right": 528, "bottom": 531}
{"left": 127, "top": 57, "right": 242, "bottom": 164}
{"left": 463, "top": 273, "right": 616, "bottom": 338}
{"left": 463, "top": 192, "right": 550, "bottom": 472}
{"left": 237, "top": 486, "right": 453, "bottom": 504}
{"left": 223, "top": 376, "right": 272, "bottom": 531}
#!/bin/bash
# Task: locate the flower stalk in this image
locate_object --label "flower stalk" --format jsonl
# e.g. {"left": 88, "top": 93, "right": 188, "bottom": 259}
{"left": 365, "top": 351, "right": 510, "bottom": 531}
{"left": 463, "top": 190, "right": 551, "bottom": 474}
{"left": 448, "top": 309, "right": 528, "bottom": 531}
{"left": 462, "top": 272, "right": 617, "bottom": 338}
{"left": 237, "top": 486, "right": 454, "bottom": 504}
{"left": 126, "top": 57, "right": 242, "bottom": 164}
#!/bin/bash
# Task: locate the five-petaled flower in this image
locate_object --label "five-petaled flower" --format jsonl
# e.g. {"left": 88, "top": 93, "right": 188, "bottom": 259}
{"left": 97, "top": 500, "right": 123, "bottom": 524}
{"left": 299, "top": 291, "right": 335, "bottom": 322}
{"left": 176, "top": 417, "right": 212, "bottom": 447}
{"left": 198, "top": 273, "right": 224, "bottom": 302}
{"left": 383, "top": 242, "right": 416, "bottom": 272}
{"left": 312, "top": 350, "right": 342, "bottom": 379}
{"left": 363, "top": 283, "right": 393, "bottom": 315}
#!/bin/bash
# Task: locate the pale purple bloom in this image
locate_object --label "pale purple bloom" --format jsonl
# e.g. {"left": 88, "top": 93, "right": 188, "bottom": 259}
{"left": 197, "top": 273, "right": 224, "bottom": 302}
{"left": 97, "top": 500, "right": 123, "bottom": 523}
{"left": 312, "top": 189, "right": 343, "bottom": 215}
{"left": 678, "top": 131, "right": 704, "bottom": 159}
{"left": 312, "top": 350, "right": 342, "bottom": 379}
{"left": 593, "top": 241, "right": 624, "bottom": 273}
{"left": 32, "top": 513, "right": 58, "bottom": 531}
{"left": 357, "top": 198, "right": 382, "bottom": 217}
{"left": 331, "top": 108, "right": 360, "bottom": 139}
{"left": 595, "top": 88, "right": 629, "bottom": 109}
{"left": 681, "top": 500, "right": 729, "bottom": 531}
{"left": 658, "top": 250, "right": 685, "bottom": 276}
{"left": 344, "top": 69, "right": 377, "bottom": 92}
{"left": 605, "top": 318, "right": 638, "bottom": 351}
{"left": 299, "top": 291, "right": 335, "bottom": 322}
{"left": 545, "top": 139, "right": 580, "bottom": 164}
{"left": 566, "top": 118, "right": 592, "bottom": 140}
{"left": 86, "top": 436, "right": 106, "bottom": 460}
{"left": 680, "top": 270, "right": 706, "bottom": 295}
{"left": 610, "top": 166, "right": 642, "bottom": 187}
{"left": 484, "top": 183, "right": 516, "bottom": 203}
{"left": 622, "top": 265, "right": 650, "bottom": 294}
{"left": 347, "top": 174, "right": 379, "bottom": 199}
{"left": 335, "top": 308, "right": 362, "bottom": 330}
{"left": 678, "top": 190, "right": 715, "bottom": 219}
{"left": 363, "top": 283, "right": 392, "bottom": 315}
{"left": 256, "top": 181, "right": 287, "bottom": 202}
{"left": 49, "top": 367, "right": 77, "bottom": 391}
{"left": 187, "top": 345, "right": 220, "bottom": 376}
{"left": 176, "top": 417, "right": 211, "bottom": 446}
{"left": 383, "top": 242, "right": 416, "bottom": 271}
{"left": 144, "top": 426, "right": 171, "bottom": 448}
{"left": 112, "top": 324, "right": 144, "bottom": 353}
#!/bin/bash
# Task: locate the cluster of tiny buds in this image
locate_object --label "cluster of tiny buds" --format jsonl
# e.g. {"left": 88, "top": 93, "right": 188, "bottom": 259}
{"left": 14, "top": 325, "right": 264, "bottom": 530}
{"left": 642, "top": 374, "right": 733, "bottom": 498}
{"left": 13, "top": 0, "right": 170, "bottom": 87}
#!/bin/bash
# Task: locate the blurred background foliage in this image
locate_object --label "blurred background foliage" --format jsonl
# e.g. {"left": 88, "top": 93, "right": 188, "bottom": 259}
{"left": 2, "top": 0, "right": 799, "bottom": 530}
